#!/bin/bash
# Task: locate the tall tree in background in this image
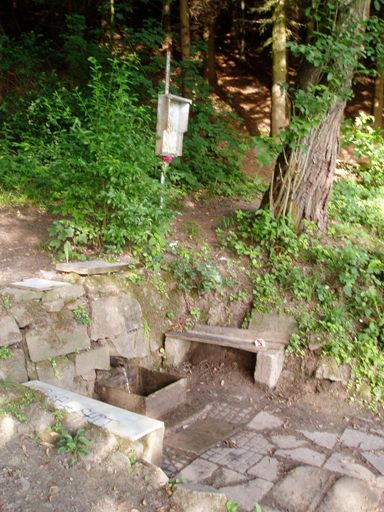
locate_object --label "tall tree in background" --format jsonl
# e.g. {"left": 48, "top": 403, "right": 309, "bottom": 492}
{"left": 263, "top": 0, "right": 371, "bottom": 230}
{"left": 271, "top": 0, "right": 288, "bottom": 135}
{"left": 180, "top": 0, "right": 191, "bottom": 61}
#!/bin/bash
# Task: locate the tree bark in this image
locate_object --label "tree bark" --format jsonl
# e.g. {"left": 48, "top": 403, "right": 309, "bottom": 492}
{"left": 373, "top": 69, "right": 384, "bottom": 129}
{"left": 263, "top": 0, "right": 371, "bottom": 231}
{"left": 204, "top": 20, "right": 217, "bottom": 86}
{"left": 180, "top": 0, "right": 191, "bottom": 61}
{"left": 271, "top": 0, "right": 288, "bottom": 136}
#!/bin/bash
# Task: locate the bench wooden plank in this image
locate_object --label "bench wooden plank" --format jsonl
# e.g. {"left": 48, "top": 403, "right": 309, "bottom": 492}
{"left": 194, "top": 324, "right": 290, "bottom": 346}
{"left": 166, "top": 330, "right": 285, "bottom": 353}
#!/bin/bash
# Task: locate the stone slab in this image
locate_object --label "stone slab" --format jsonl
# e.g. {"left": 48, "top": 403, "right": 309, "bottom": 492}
{"left": 23, "top": 381, "right": 164, "bottom": 465}
{"left": 248, "top": 312, "right": 297, "bottom": 340}
{"left": 317, "top": 476, "right": 382, "bottom": 512}
{"left": 254, "top": 349, "right": 284, "bottom": 389}
{"left": 35, "top": 357, "right": 76, "bottom": 390}
{"left": 10, "top": 278, "right": 70, "bottom": 291}
{"left": 165, "top": 418, "right": 236, "bottom": 455}
{"left": 341, "top": 428, "right": 384, "bottom": 451}
{"left": 74, "top": 346, "right": 110, "bottom": 376}
{"left": 271, "top": 435, "right": 307, "bottom": 449}
{"left": 165, "top": 336, "right": 191, "bottom": 366}
{"left": 275, "top": 447, "right": 326, "bottom": 467}
{"left": 0, "top": 314, "right": 22, "bottom": 346}
{"left": 0, "top": 345, "right": 28, "bottom": 383}
{"left": 181, "top": 459, "right": 218, "bottom": 483}
{"left": 324, "top": 453, "right": 376, "bottom": 482}
{"left": 220, "top": 479, "right": 273, "bottom": 511}
{"left": 271, "top": 465, "right": 332, "bottom": 512}
{"left": 25, "top": 309, "right": 90, "bottom": 362}
{"left": 248, "top": 456, "right": 280, "bottom": 481}
{"left": 247, "top": 411, "right": 283, "bottom": 431}
{"left": 56, "top": 261, "right": 131, "bottom": 275}
{"left": 211, "top": 467, "right": 246, "bottom": 487}
{"left": 299, "top": 430, "right": 338, "bottom": 450}
{"left": 362, "top": 451, "right": 384, "bottom": 475}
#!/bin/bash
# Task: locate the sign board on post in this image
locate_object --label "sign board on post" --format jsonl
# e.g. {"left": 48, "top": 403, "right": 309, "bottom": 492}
{"left": 156, "top": 93, "right": 192, "bottom": 157}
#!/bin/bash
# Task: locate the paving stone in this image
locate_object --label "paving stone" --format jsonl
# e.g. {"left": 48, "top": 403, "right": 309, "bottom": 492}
{"left": 247, "top": 411, "right": 283, "bottom": 431}
{"left": 220, "top": 478, "right": 273, "bottom": 511}
{"left": 299, "top": 430, "right": 338, "bottom": 450}
{"left": 0, "top": 345, "right": 28, "bottom": 382}
{"left": 341, "top": 428, "right": 384, "bottom": 451}
{"left": 254, "top": 349, "right": 284, "bottom": 389}
{"left": 10, "top": 278, "right": 69, "bottom": 290}
{"left": 275, "top": 447, "right": 326, "bottom": 467}
{"left": 181, "top": 459, "right": 218, "bottom": 483}
{"left": 171, "top": 483, "right": 227, "bottom": 512}
{"left": 324, "top": 453, "right": 376, "bottom": 482}
{"left": 271, "top": 435, "right": 307, "bottom": 449}
{"left": 56, "top": 260, "right": 131, "bottom": 275}
{"left": 211, "top": 467, "right": 246, "bottom": 487}
{"left": 317, "top": 476, "right": 382, "bottom": 512}
{"left": 362, "top": 451, "right": 384, "bottom": 475}
{"left": 73, "top": 346, "right": 110, "bottom": 376}
{"left": 0, "top": 313, "right": 22, "bottom": 346}
{"left": 271, "top": 465, "right": 332, "bottom": 512}
{"left": 248, "top": 456, "right": 280, "bottom": 481}
{"left": 165, "top": 418, "right": 236, "bottom": 455}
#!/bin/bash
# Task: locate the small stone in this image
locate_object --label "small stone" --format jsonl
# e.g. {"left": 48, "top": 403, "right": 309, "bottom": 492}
{"left": 317, "top": 476, "right": 382, "bottom": 512}
{"left": 247, "top": 411, "right": 283, "bottom": 431}
{"left": 324, "top": 453, "right": 376, "bottom": 482}
{"left": 341, "top": 428, "right": 384, "bottom": 451}
{"left": 315, "top": 356, "right": 343, "bottom": 382}
{"left": 275, "top": 447, "right": 326, "bottom": 467}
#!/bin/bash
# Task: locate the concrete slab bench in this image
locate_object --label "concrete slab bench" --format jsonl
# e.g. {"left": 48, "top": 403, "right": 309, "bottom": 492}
{"left": 165, "top": 324, "right": 289, "bottom": 389}
{"left": 23, "top": 381, "right": 164, "bottom": 465}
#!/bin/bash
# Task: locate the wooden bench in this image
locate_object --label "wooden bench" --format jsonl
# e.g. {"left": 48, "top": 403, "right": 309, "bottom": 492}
{"left": 165, "top": 324, "right": 290, "bottom": 389}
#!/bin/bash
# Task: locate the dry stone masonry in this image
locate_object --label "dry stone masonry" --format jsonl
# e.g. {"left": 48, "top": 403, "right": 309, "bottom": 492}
{"left": 0, "top": 275, "right": 154, "bottom": 396}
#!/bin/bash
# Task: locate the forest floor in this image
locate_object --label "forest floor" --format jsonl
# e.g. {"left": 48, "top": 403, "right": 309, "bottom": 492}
{"left": 1, "top": 55, "right": 383, "bottom": 512}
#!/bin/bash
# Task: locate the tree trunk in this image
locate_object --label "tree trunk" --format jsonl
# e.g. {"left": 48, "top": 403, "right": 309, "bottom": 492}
{"left": 271, "top": 0, "right": 288, "bottom": 136}
{"left": 267, "top": 99, "right": 345, "bottom": 229}
{"left": 263, "top": 0, "right": 371, "bottom": 231}
{"left": 204, "top": 20, "right": 217, "bottom": 86}
{"left": 180, "top": 0, "right": 191, "bottom": 61}
{"left": 373, "top": 69, "right": 384, "bottom": 129}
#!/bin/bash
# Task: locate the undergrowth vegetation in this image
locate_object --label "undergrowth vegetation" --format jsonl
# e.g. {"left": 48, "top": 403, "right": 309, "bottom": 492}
{"left": 0, "top": 17, "right": 252, "bottom": 256}
{"left": 217, "top": 126, "right": 384, "bottom": 409}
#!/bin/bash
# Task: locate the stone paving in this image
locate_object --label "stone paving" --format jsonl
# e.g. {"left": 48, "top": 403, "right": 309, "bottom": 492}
{"left": 162, "top": 401, "right": 384, "bottom": 512}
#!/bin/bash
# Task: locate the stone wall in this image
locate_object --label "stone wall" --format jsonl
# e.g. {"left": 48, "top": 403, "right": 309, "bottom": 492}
{"left": 0, "top": 274, "right": 186, "bottom": 396}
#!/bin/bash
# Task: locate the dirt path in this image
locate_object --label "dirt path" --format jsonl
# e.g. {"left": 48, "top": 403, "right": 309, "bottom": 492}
{"left": 0, "top": 206, "right": 53, "bottom": 286}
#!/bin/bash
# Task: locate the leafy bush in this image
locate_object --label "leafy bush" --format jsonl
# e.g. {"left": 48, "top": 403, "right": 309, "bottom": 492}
{"left": 219, "top": 207, "right": 384, "bottom": 409}
{"left": 342, "top": 113, "right": 384, "bottom": 187}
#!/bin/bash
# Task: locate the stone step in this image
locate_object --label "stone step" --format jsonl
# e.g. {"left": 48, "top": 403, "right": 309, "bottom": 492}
{"left": 23, "top": 380, "right": 164, "bottom": 465}
{"left": 56, "top": 260, "right": 131, "bottom": 275}
{"left": 10, "top": 278, "right": 70, "bottom": 291}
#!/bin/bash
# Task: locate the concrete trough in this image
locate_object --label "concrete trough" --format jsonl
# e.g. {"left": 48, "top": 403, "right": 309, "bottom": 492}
{"left": 97, "top": 366, "right": 188, "bottom": 420}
